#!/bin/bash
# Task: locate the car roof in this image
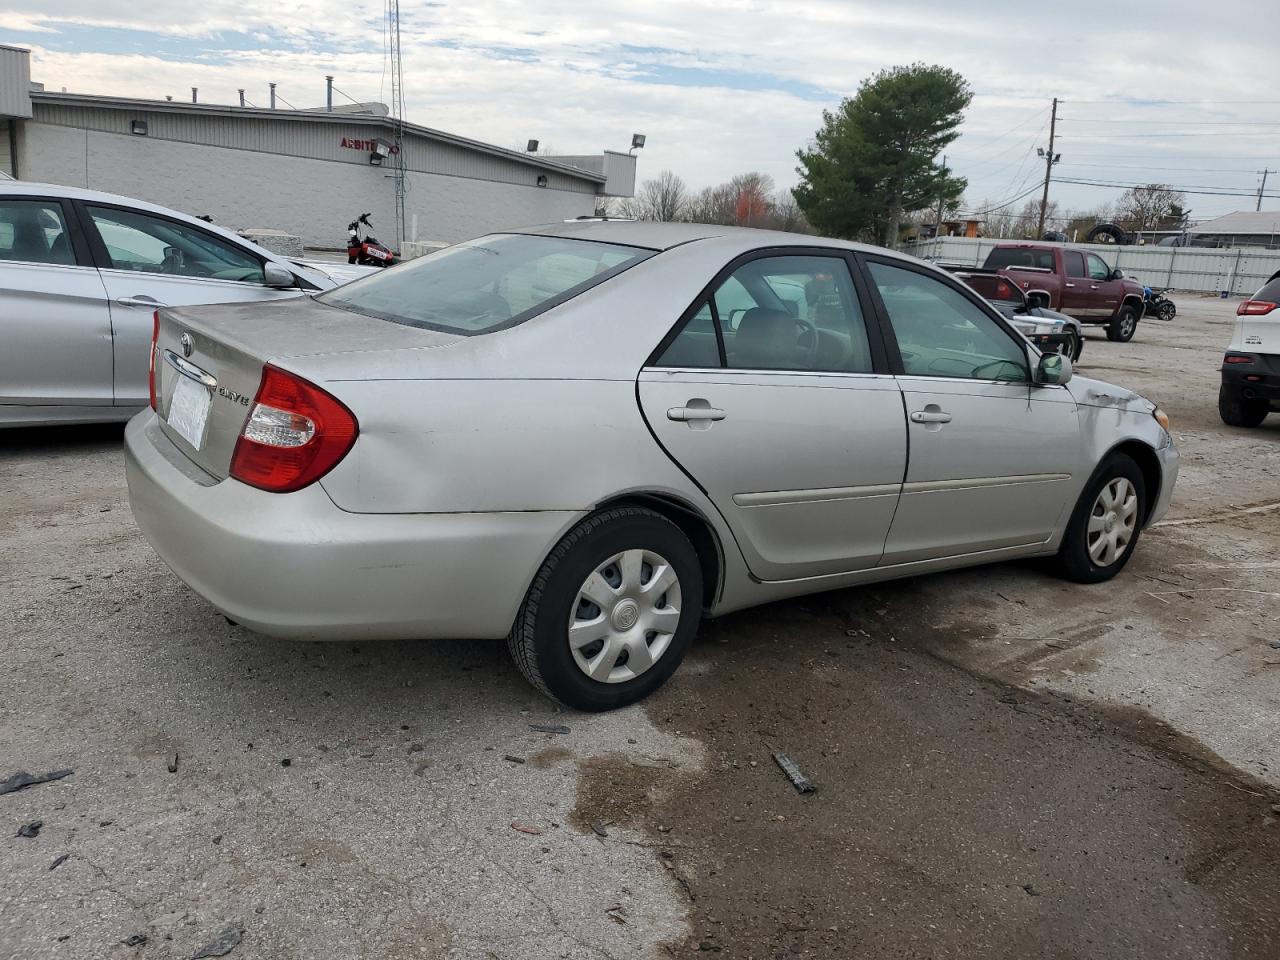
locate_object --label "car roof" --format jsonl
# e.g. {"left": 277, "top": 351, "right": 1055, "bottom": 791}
{"left": 0, "top": 179, "right": 286, "bottom": 261}
{"left": 511, "top": 218, "right": 894, "bottom": 258}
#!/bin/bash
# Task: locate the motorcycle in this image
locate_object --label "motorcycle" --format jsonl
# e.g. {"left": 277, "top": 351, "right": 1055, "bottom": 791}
{"left": 1142, "top": 285, "right": 1177, "bottom": 322}
{"left": 346, "top": 213, "right": 395, "bottom": 267}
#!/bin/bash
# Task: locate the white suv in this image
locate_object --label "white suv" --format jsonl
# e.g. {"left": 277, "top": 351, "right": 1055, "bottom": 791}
{"left": 1220, "top": 271, "right": 1280, "bottom": 428}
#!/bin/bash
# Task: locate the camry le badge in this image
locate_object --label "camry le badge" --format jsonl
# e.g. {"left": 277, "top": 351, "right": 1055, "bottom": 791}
{"left": 180, "top": 332, "right": 194, "bottom": 357}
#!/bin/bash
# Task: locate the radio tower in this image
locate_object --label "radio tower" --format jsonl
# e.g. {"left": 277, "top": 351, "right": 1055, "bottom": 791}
{"left": 388, "top": 0, "right": 406, "bottom": 250}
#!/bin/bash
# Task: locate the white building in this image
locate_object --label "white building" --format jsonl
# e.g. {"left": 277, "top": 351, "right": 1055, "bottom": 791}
{"left": 0, "top": 45, "right": 637, "bottom": 249}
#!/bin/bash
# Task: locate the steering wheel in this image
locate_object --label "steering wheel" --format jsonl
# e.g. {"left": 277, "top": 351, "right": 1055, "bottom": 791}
{"left": 793, "top": 317, "right": 820, "bottom": 364}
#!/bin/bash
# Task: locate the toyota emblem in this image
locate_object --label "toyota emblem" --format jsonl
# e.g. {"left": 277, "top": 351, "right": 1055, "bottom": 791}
{"left": 180, "top": 332, "right": 194, "bottom": 357}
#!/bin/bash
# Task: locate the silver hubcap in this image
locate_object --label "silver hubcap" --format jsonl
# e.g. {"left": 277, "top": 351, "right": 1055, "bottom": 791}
{"left": 569, "top": 549, "right": 682, "bottom": 684}
{"left": 1087, "top": 477, "right": 1138, "bottom": 567}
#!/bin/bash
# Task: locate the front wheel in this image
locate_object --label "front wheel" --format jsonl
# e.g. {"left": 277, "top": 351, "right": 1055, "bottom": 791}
{"left": 508, "top": 507, "right": 703, "bottom": 711}
{"left": 1218, "top": 385, "right": 1270, "bottom": 428}
{"left": 1106, "top": 306, "right": 1138, "bottom": 342}
{"left": 1054, "top": 454, "right": 1146, "bottom": 584}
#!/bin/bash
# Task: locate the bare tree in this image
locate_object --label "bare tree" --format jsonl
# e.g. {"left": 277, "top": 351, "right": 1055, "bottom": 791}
{"left": 687, "top": 183, "right": 739, "bottom": 225}
{"left": 1116, "top": 184, "right": 1188, "bottom": 232}
{"left": 1009, "top": 198, "right": 1058, "bottom": 239}
{"left": 977, "top": 197, "right": 1017, "bottom": 238}
{"left": 770, "top": 190, "right": 811, "bottom": 233}
{"left": 619, "top": 170, "right": 690, "bottom": 222}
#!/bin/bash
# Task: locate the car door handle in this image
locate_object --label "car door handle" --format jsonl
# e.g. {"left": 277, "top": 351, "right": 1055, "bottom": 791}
{"left": 117, "top": 295, "right": 168, "bottom": 308}
{"left": 910, "top": 410, "right": 952, "bottom": 424}
{"left": 1064, "top": 282, "right": 1076, "bottom": 288}
{"left": 1089, "top": 285, "right": 1100, "bottom": 290}
{"left": 668, "top": 405, "right": 726, "bottom": 422}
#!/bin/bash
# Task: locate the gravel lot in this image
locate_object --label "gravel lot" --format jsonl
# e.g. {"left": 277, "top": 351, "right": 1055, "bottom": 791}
{"left": 2, "top": 295, "right": 1278, "bottom": 959}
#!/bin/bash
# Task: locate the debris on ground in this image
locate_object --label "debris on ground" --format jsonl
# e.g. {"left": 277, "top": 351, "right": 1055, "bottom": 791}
{"left": 280, "top": 759, "right": 292, "bottom": 767}
{"left": 17, "top": 820, "right": 43, "bottom": 838}
{"left": 528, "top": 723, "right": 571, "bottom": 735}
{"left": 191, "top": 925, "right": 243, "bottom": 958}
{"left": 122, "top": 934, "right": 148, "bottom": 947}
{"left": 0, "top": 769, "right": 73, "bottom": 796}
{"left": 772, "top": 753, "right": 817, "bottom": 794}
{"left": 167, "top": 754, "right": 179, "bottom": 774}
{"left": 510, "top": 820, "right": 543, "bottom": 835}
{"left": 605, "top": 904, "right": 628, "bottom": 925}
{"left": 591, "top": 820, "right": 609, "bottom": 838}
{"left": 1269, "top": 639, "right": 1280, "bottom": 650}
{"left": 503, "top": 755, "right": 526, "bottom": 764}
{"left": 1022, "top": 884, "right": 1042, "bottom": 897}
{"left": 50, "top": 853, "right": 69, "bottom": 870}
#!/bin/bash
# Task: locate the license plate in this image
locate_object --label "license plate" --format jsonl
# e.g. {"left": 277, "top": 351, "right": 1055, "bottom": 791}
{"left": 167, "top": 374, "right": 212, "bottom": 450}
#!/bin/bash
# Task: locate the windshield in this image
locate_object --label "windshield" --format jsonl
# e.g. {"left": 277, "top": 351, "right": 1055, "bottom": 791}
{"left": 318, "top": 234, "right": 654, "bottom": 335}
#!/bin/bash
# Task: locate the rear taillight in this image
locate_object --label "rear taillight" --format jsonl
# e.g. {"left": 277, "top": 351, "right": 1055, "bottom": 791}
{"left": 148, "top": 310, "right": 160, "bottom": 410}
{"left": 1237, "top": 300, "right": 1277, "bottom": 316}
{"left": 229, "top": 364, "right": 358, "bottom": 493}
{"left": 1224, "top": 354, "right": 1254, "bottom": 364}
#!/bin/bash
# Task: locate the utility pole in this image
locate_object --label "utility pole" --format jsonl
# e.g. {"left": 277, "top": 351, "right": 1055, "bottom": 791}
{"left": 933, "top": 154, "right": 948, "bottom": 241}
{"left": 1258, "top": 169, "right": 1275, "bottom": 212}
{"left": 1036, "top": 97, "right": 1059, "bottom": 239}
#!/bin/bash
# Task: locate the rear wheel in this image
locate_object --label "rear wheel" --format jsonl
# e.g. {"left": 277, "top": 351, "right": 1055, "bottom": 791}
{"left": 508, "top": 507, "right": 703, "bottom": 711}
{"left": 1218, "top": 385, "right": 1270, "bottom": 428}
{"left": 1106, "top": 306, "right": 1138, "bottom": 342}
{"left": 1063, "top": 330, "right": 1082, "bottom": 362}
{"left": 1054, "top": 454, "right": 1146, "bottom": 584}
{"left": 1156, "top": 300, "right": 1176, "bottom": 322}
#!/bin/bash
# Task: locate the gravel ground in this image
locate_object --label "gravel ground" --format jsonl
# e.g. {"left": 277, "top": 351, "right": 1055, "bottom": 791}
{"left": 2, "top": 295, "right": 1277, "bottom": 959}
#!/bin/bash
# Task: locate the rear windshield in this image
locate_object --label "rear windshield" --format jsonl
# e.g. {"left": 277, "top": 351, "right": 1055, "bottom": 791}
{"left": 318, "top": 234, "right": 654, "bottom": 334}
{"left": 984, "top": 248, "right": 1055, "bottom": 271}
{"left": 1254, "top": 276, "right": 1280, "bottom": 303}
{"left": 957, "top": 272, "right": 1024, "bottom": 306}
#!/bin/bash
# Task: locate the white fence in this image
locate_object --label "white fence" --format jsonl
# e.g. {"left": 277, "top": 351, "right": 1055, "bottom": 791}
{"left": 904, "top": 237, "right": 1280, "bottom": 296}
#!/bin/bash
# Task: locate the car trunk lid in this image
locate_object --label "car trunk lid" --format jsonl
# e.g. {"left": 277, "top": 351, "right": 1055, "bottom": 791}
{"left": 152, "top": 296, "right": 462, "bottom": 480}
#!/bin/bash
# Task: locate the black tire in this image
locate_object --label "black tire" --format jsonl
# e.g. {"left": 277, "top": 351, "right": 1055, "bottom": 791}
{"left": 508, "top": 506, "right": 703, "bottom": 712}
{"left": 1218, "top": 385, "right": 1270, "bottom": 428}
{"left": 1156, "top": 301, "right": 1176, "bottom": 322}
{"left": 1064, "top": 330, "right": 1083, "bottom": 362}
{"left": 1106, "top": 305, "right": 1138, "bottom": 342}
{"left": 1054, "top": 454, "right": 1147, "bottom": 584}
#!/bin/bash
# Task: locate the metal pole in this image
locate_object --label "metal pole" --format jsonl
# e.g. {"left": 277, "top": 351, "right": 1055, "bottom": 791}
{"left": 933, "top": 154, "right": 947, "bottom": 239}
{"left": 1258, "top": 169, "right": 1273, "bottom": 212}
{"left": 1166, "top": 247, "right": 1175, "bottom": 288}
{"left": 191, "top": 87, "right": 198, "bottom": 104}
{"left": 1036, "top": 97, "right": 1058, "bottom": 238}
{"left": 325, "top": 76, "right": 334, "bottom": 113}
{"left": 269, "top": 83, "right": 277, "bottom": 109}
{"left": 238, "top": 89, "right": 245, "bottom": 107}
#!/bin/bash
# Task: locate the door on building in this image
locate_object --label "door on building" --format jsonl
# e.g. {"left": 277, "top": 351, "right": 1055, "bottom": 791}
{"left": 859, "top": 256, "right": 1082, "bottom": 565}
{"left": 77, "top": 203, "right": 304, "bottom": 407}
{"left": 638, "top": 251, "right": 906, "bottom": 581}
{"left": 0, "top": 196, "right": 114, "bottom": 409}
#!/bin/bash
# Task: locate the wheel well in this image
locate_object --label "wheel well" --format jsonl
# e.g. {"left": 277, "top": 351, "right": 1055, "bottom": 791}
{"left": 1110, "top": 440, "right": 1161, "bottom": 524}
{"left": 593, "top": 493, "right": 723, "bottom": 610}
{"left": 1121, "top": 295, "right": 1144, "bottom": 313}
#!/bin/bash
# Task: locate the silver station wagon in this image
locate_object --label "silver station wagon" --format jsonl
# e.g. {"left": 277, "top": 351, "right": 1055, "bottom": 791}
{"left": 125, "top": 222, "right": 1178, "bottom": 711}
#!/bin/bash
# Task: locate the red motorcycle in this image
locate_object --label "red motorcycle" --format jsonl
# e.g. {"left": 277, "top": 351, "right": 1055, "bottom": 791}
{"left": 346, "top": 213, "right": 395, "bottom": 267}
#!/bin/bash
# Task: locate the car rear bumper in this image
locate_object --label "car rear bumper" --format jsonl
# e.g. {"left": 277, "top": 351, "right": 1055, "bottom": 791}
{"left": 1221, "top": 355, "right": 1280, "bottom": 404}
{"left": 124, "top": 412, "right": 579, "bottom": 640}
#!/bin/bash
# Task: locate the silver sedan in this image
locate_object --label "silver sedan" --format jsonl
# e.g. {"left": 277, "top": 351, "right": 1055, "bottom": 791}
{"left": 125, "top": 221, "right": 1178, "bottom": 711}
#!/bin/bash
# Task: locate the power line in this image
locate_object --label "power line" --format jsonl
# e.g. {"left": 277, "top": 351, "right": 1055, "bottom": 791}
{"left": 1058, "top": 117, "right": 1280, "bottom": 126}
{"left": 1056, "top": 176, "right": 1280, "bottom": 198}
{"left": 1058, "top": 161, "right": 1261, "bottom": 173}
{"left": 1063, "top": 131, "right": 1280, "bottom": 138}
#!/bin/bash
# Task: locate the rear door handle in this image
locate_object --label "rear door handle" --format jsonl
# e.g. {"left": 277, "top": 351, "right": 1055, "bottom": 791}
{"left": 668, "top": 405, "right": 726, "bottom": 422}
{"left": 910, "top": 410, "right": 952, "bottom": 424}
{"left": 1064, "top": 282, "right": 1076, "bottom": 288}
{"left": 117, "top": 295, "right": 168, "bottom": 308}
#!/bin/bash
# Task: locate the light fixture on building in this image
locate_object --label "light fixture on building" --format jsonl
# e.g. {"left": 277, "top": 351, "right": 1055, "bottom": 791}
{"left": 536, "top": 175, "right": 548, "bottom": 188}
{"left": 368, "top": 152, "right": 383, "bottom": 166}
{"left": 526, "top": 139, "right": 539, "bottom": 153}
{"left": 369, "top": 138, "right": 393, "bottom": 166}
{"left": 130, "top": 119, "right": 148, "bottom": 136}
{"left": 630, "top": 133, "right": 646, "bottom": 154}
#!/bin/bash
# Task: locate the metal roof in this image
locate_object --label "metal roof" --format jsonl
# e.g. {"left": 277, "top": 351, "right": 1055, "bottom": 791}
{"left": 27, "top": 90, "right": 607, "bottom": 185}
{"left": 1189, "top": 211, "right": 1280, "bottom": 236}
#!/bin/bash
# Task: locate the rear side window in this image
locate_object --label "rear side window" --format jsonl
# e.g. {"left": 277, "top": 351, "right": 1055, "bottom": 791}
{"left": 1064, "top": 251, "right": 1087, "bottom": 277}
{"left": 0, "top": 200, "right": 76, "bottom": 265}
{"left": 319, "top": 234, "right": 653, "bottom": 335}
{"left": 1254, "top": 276, "right": 1280, "bottom": 304}
{"left": 984, "top": 248, "right": 1055, "bottom": 271}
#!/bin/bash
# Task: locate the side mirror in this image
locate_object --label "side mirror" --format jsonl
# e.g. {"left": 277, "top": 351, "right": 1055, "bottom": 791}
{"left": 263, "top": 261, "right": 297, "bottom": 289}
{"left": 1035, "top": 351, "right": 1073, "bottom": 386}
{"left": 1110, "top": 268, "right": 1125, "bottom": 281}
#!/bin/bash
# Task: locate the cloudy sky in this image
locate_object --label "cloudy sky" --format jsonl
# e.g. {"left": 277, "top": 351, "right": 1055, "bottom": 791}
{"left": 4, "top": 0, "right": 1279, "bottom": 222}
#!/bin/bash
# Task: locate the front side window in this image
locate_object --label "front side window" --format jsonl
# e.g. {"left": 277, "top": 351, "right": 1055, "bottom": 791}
{"left": 320, "top": 234, "right": 652, "bottom": 335}
{"left": 868, "top": 261, "right": 1028, "bottom": 382}
{"left": 1087, "top": 254, "right": 1112, "bottom": 281}
{"left": 657, "top": 255, "right": 873, "bottom": 373}
{"left": 86, "top": 205, "right": 265, "bottom": 283}
{"left": 0, "top": 200, "right": 75, "bottom": 266}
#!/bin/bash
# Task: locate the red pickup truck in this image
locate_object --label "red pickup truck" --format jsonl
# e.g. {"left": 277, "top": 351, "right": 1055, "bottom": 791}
{"left": 982, "top": 244, "right": 1147, "bottom": 342}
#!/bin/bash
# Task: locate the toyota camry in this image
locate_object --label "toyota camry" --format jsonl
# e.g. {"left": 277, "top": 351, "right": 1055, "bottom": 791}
{"left": 125, "top": 221, "right": 1178, "bottom": 711}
